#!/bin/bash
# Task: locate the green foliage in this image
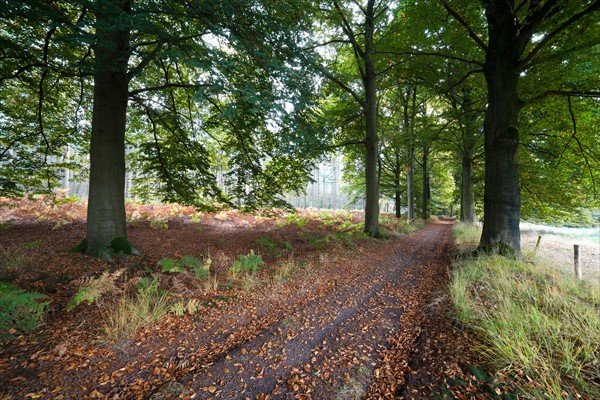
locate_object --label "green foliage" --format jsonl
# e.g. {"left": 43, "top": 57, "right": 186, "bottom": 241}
{"left": 158, "top": 258, "right": 187, "bottom": 274}
{"left": 169, "top": 298, "right": 201, "bottom": 316}
{"left": 66, "top": 270, "right": 123, "bottom": 311}
{"left": 53, "top": 195, "right": 82, "bottom": 205}
{"left": 453, "top": 222, "right": 482, "bottom": 253}
{"left": 0, "top": 247, "right": 25, "bottom": 276}
{"left": 231, "top": 250, "right": 264, "bottom": 274}
{"left": 150, "top": 218, "right": 169, "bottom": 230}
{"left": 21, "top": 239, "right": 42, "bottom": 250}
{"left": 450, "top": 255, "right": 600, "bottom": 399}
{"left": 101, "top": 288, "right": 171, "bottom": 343}
{"left": 135, "top": 277, "right": 161, "bottom": 296}
{"left": 285, "top": 213, "right": 308, "bottom": 228}
{"left": 0, "top": 282, "right": 50, "bottom": 343}
{"left": 158, "top": 255, "right": 210, "bottom": 279}
{"left": 0, "top": 222, "right": 11, "bottom": 232}
{"left": 256, "top": 236, "right": 293, "bottom": 257}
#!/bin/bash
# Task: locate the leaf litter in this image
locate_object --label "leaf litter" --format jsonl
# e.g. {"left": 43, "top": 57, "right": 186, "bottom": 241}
{"left": 0, "top": 198, "right": 498, "bottom": 399}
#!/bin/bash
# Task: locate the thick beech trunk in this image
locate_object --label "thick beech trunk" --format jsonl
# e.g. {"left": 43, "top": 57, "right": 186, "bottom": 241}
{"left": 479, "top": 2, "right": 522, "bottom": 255}
{"left": 363, "top": 0, "right": 379, "bottom": 236}
{"left": 84, "top": 1, "right": 131, "bottom": 256}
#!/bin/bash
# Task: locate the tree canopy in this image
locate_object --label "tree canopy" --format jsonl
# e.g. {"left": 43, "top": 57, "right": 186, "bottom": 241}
{"left": 1, "top": 0, "right": 598, "bottom": 256}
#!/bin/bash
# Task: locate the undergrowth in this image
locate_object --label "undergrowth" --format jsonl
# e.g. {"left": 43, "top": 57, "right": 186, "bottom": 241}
{"left": 0, "top": 282, "right": 50, "bottom": 343}
{"left": 451, "top": 224, "right": 600, "bottom": 399}
{"left": 101, "top": 279, "right": 171, "bottom": 343}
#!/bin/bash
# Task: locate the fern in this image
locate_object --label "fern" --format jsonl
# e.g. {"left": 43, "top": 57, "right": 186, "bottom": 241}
{"left": 231, "top": 250, "right": 264, "bottom": 274}
{"left": 180, "top": 256, "right": 202, "bottom": 269}
{"left": 169, "top": 301, "right": 186, "bottom": 316}
{"left": 158, "top": 258, "right": 186, "bottom": 273}
{"left": 0, "top": 282, "right": 50, "bottom": 342}
{"left": 169, "top": 298, "right": 201, "bottom": 316}
{"left": 67, "top": 269, "right": 123, "bottom": 311}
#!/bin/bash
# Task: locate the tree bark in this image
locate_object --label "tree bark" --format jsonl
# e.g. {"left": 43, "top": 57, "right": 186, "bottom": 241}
{"left": 421, "top": 144, "right": 428, "bottom": 220}
{"left": 363, "top": 0, "right": 379, "bottom": 236}
{"left": 479, "top": 1, "right": 522, "bottom": 256}
{"left": 405, "top": 87, "right": 416, "bottom": 222}
{"left": 84, "top": 0, "right": 131, "bottom": 256}
{"left": 394, "top": 153, "right": 401, "bottom": 218}
{"left": 460, "top": 155, "right": 476, "bottom": 224}
{"left": 406, "top": 147, "right": 414, "bottom": 221}
{"left": 459, "top": 87, "right": 478, "bottom": 224}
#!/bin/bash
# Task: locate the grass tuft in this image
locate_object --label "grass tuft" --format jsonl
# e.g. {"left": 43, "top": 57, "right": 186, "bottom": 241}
{"left": 101, "top": 283, "right": 170, "bottom": 343}
{"left": 450, "top": 254, "right": 600, "bottom": 399}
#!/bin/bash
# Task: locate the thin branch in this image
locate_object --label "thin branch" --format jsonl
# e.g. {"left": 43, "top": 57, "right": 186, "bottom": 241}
{"left": 439, "top": 0, "right": 488, "bottom": 51}
{"left": 326, "top": 138, "right": 366, "bottom": 151}
{"left": 350, "top": 0, "right": 367, "bottom": 15}
{"left": 314, "top": 62, "right": 366, "bottom": 108}
{"left": 524, "top": 43, "right": 596, "bottom": 70}
{"left": 378, "top": 50, "right": 484, "bottom": 66}
{"left": 521, "top": 0, "right": 600, "bottom": 67}
{"left": 525, "top": 90, "right": 600, "bottom": 107}
{"left": 303, "top": 39, "right": 351, "bottom": 51}
{"left": 128, "top": 82, "right": 206, "bottom": 97}
{"left": 127, "top": 41, "right": 163, "bottom": 80}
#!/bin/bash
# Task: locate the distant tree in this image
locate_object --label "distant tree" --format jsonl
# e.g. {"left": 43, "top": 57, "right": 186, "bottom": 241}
{"left": 437, "top": 0, "right": 600, "bottom": 255}
{"left": 308, "top": 0, "right": 400, "bottom": 236}
{"left": 0, "top": 0, "right": 323, "bottom": 256}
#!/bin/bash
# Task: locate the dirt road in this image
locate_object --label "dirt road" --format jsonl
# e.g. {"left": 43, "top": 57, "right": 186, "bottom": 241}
{"left": 174, "top": 220, "right": 454, "bottom": 399}
{"left": 1, "top": 219, "right": 454, "bottom": 399}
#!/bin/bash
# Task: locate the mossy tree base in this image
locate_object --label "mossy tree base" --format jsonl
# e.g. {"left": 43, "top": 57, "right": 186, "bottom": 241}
{"left": 69, "top": 237, "right": 139, "bottom": 260}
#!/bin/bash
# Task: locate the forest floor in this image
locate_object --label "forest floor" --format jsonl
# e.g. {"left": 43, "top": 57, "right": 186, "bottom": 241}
{"left": 0, "top": 198, "right": 486, "bottom": 399}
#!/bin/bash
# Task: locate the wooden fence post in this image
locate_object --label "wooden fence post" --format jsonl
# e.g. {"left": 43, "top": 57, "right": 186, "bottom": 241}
{"left": 574, "top": 244, "right": 582, "bottom": 281}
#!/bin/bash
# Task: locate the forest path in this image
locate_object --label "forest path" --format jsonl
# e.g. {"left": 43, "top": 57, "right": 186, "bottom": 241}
{"left": 175, "top": 220, "right": 454, "bottom": 399}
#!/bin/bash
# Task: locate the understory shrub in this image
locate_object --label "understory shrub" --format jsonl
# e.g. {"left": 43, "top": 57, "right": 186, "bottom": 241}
{"left": 66, "top": 269, "right": 124, "bottom": 311}
{"left": 256, "top": 236, "right": 293, "bottom": 257}
{"left": 158, "top": 255, "right": 210, "bottom": 279}
{"left": 231, "top": 250, "right": 264, "bottom": 274}
{"left": 0, "top": 282, "right": 50, "bottom": 342}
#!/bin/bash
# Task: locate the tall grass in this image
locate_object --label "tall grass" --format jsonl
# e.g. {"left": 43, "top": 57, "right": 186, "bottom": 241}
{"left": 452, "top": 222, "right": 481, "bottom": 252}
{"left": 100, "top": 283, "right": 171, "bottom": 343}
{"left": 450, "top": 255, "right": 600, "bottom": 399}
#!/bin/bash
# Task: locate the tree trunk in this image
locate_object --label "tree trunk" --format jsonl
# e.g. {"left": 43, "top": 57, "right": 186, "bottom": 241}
{"left": 402, "top": 87, "right": 416, "bottom": 222}
{"left": 394, "top": 156, "right": 401, "bottom": 218}
{"left": 406, "top": 147, "right": 414, "bottom": 222}
{"left": 363, "top": 0, "right": 379, "bottom": 236}
{"left": 459, "top": 87, "right": 478, "bottom": 224}
{"left": 479, "top": 2, "right": 522, "bottom": 256}
{"left": 460, "top": 156, "right": 476, "bottom": 224}
{"left": 84, "top": 0, "right": 131, "bottom": 256}
{"left": 421, "top": 144, "right": 428, "bottom": 220}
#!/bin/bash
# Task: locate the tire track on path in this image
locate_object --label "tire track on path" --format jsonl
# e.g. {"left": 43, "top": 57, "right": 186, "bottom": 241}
{"left": 175, "top": 220, "right": 454, "bottom": 399}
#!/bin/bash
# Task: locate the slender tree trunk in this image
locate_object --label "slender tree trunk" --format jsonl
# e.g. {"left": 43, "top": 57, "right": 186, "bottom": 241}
{"left": 84, "top": 0, "right": 131, "bottom": 256}
{"left": 460, "top": 156, "right": 476, "bottom": 224}
{"left": 363, "top": 0, "right": 379, "bottom": 236}
{"left": 406, "top": 147, "right": 414, "bottom": 221}
{"left": 479, "top": 2, "right": 522, "bottom": 256}
{"left": 459, "top": 87, "right": 478, "bottom": 224}
{"left": 421, "top": 144, "right": 428, "bottom": 220}
{"left": 394, "top": 153, "right": 401, "bottom": 218}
